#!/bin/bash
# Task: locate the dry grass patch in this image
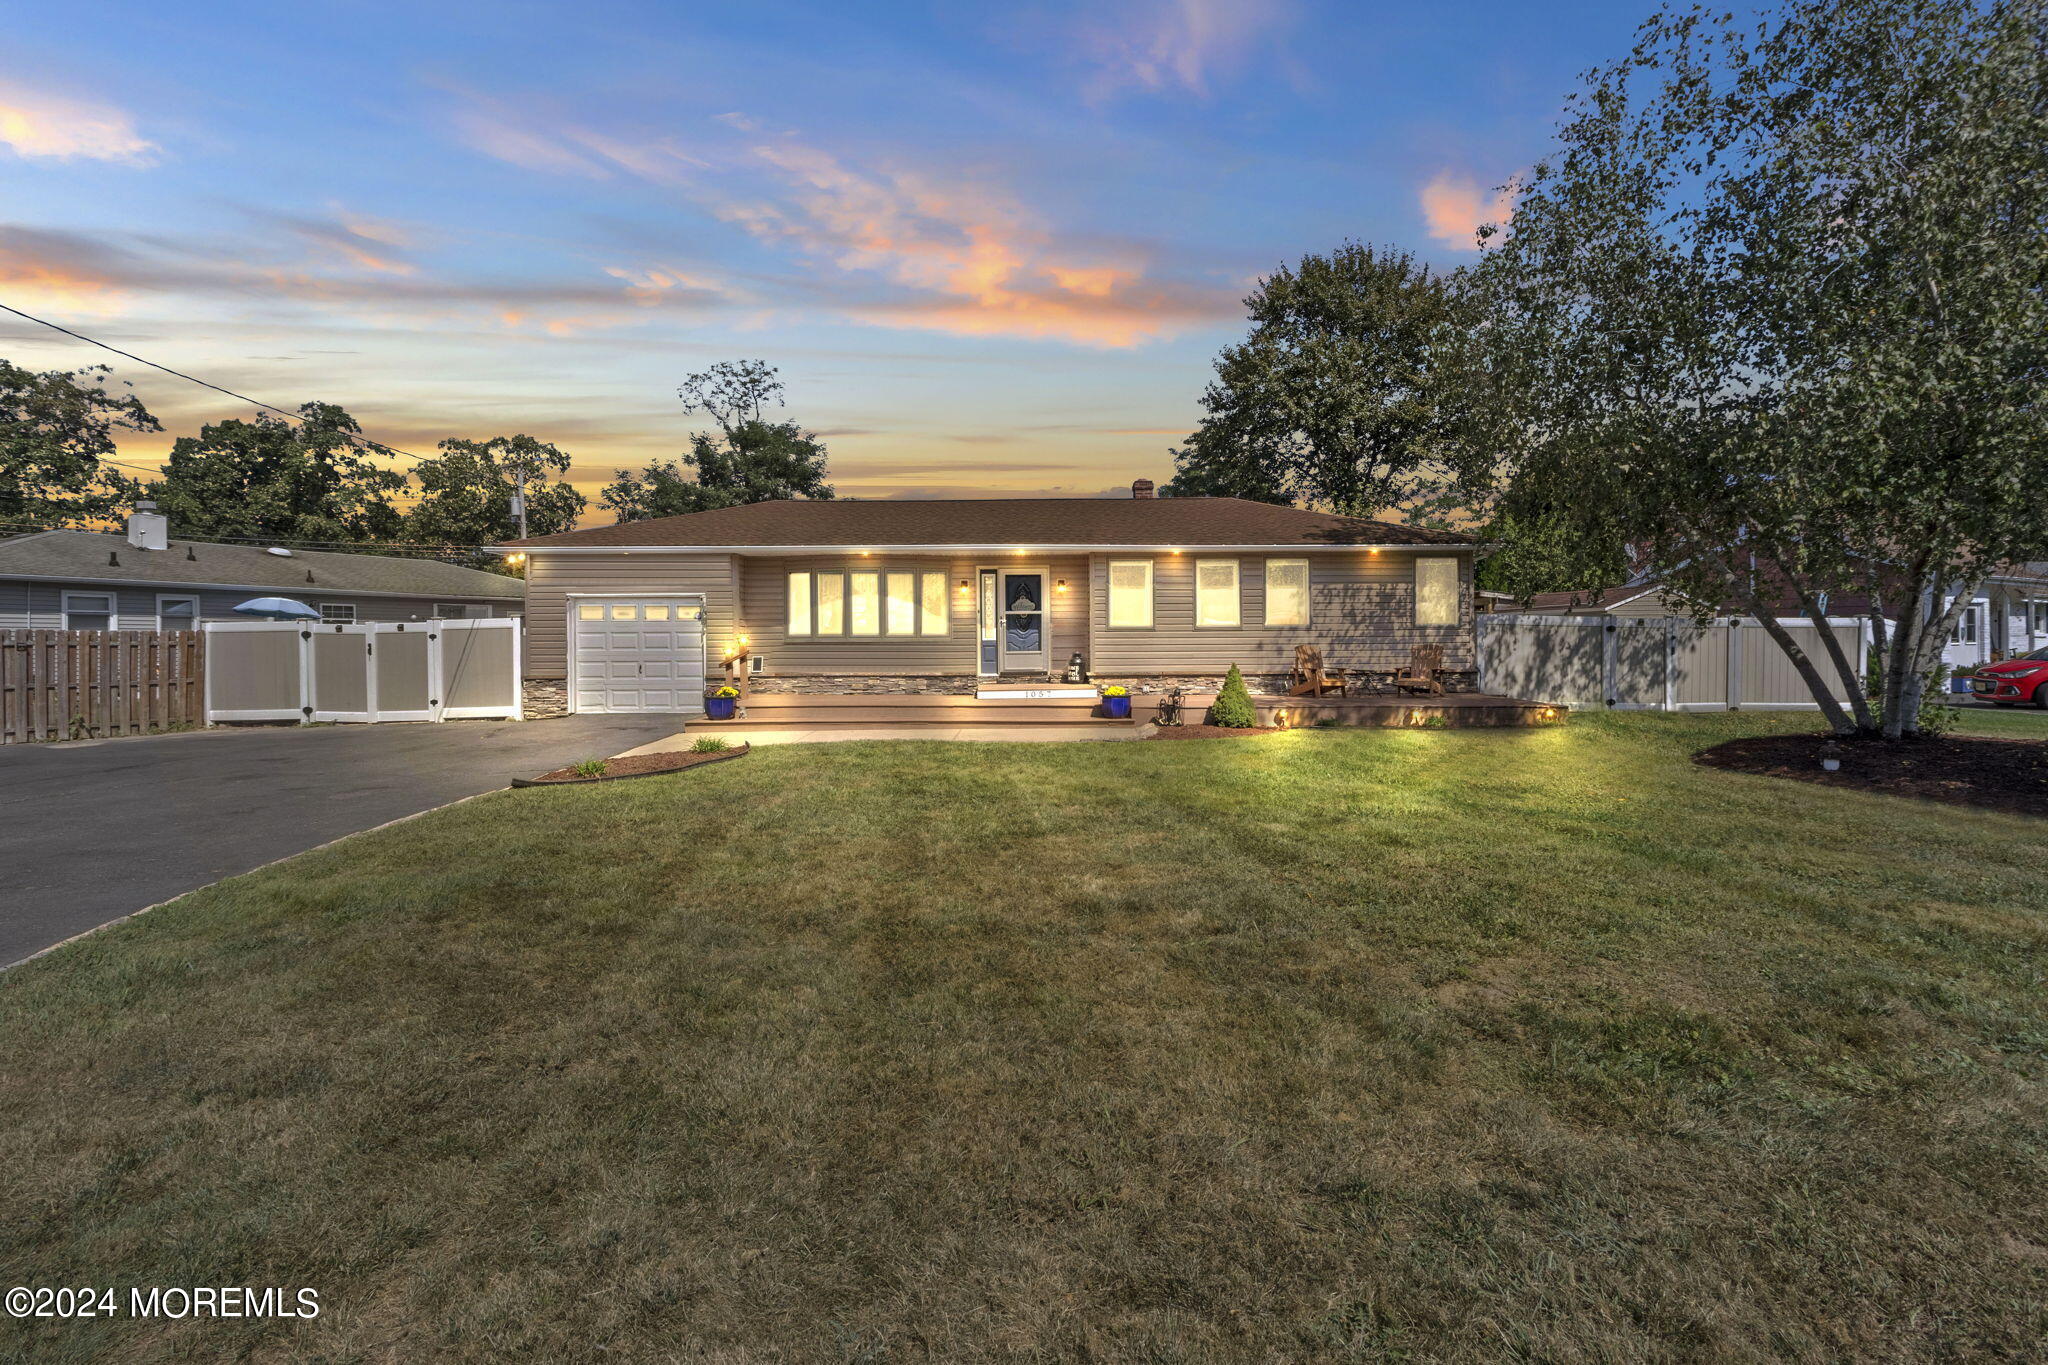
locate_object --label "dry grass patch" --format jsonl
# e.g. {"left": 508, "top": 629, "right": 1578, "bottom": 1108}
{"left": 3, "top": 712, "right": 2046, "bottom": 1361}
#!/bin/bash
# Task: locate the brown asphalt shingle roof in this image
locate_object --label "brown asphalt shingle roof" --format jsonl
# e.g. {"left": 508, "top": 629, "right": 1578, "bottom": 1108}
{"left": 503, "top": 498, "right": 1479, "bottom": 549}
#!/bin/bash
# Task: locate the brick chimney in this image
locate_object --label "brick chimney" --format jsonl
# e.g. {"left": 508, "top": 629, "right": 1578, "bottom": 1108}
{"left": 1131, "top": 478, "right": 1156, "bottom": 499}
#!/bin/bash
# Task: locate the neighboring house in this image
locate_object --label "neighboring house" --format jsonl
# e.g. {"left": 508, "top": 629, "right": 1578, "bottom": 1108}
{"left": 503, "top": 479, "right": 1481, "bottom": 714}
{"left": 1514, "top": 562, "right": 2048, "bottom": 670}
{"left": 0, "top": 502, "right": 523, "bottom": 631}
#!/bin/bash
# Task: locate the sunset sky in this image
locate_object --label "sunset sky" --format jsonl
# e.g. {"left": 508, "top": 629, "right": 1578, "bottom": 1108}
{"left": 0, "top": 0, "right": 1646, "bottom": 522}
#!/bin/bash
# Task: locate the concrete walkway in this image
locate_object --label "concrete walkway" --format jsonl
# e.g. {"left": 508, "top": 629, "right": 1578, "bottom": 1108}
{"left": 619, "top": 723, "right": 1147, "bottom": 754}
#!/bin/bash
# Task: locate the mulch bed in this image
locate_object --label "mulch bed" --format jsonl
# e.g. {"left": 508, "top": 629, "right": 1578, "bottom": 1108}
{"left": 1147, "top": 725, "right": 1284, "bottom": 740}
{"left": 1694, "top": 732, "right": 2046, "bottom": 817}
{"left": 516, "top": 743, "right": 750, "bottom": 787}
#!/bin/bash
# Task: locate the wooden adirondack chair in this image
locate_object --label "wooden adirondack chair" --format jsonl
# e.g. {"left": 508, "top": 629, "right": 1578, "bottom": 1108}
{"left": 1393, "top": 644, "right": 1446, "bottom": 695}
{"left": 1288, "top": 645, "right": 1349, "bottom": 697}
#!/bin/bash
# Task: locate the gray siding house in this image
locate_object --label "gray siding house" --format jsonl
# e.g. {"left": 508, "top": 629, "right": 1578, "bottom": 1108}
{"left": 0, "top": 504, "right": 523, "bottom": 631}
{"left": 504, "top": 481, "right": 1481, "bottom": 714}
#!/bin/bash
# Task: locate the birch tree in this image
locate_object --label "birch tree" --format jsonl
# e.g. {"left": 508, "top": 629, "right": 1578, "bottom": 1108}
{"left": 1452, "top": 0, "right": 2048, "bottom": 736}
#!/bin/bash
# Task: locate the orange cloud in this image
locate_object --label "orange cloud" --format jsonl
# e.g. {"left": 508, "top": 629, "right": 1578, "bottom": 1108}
{"left": 1420, "top": 170, "right": 1513, "bottom": 251}
{"left": 0, "top": 84, "right": 154, "bottom": 163}
{"left": 0, "top": 230, "right": 128, "bottom": 313}
{"left": 721, "top": 138, "right": 1224, "bottom": 346}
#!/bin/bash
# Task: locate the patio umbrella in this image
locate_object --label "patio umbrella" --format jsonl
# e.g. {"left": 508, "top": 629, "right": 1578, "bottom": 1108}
{"left": 232, "top": 597, "right": 322, "bottom": 621}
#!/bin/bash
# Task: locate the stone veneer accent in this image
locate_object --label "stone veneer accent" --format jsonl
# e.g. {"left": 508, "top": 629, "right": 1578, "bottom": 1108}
{"left": 522, "top": 677, "right": 570, "bottom": 719}
{"left": 523, "top": 674, "right": 1301, "bottom": 708}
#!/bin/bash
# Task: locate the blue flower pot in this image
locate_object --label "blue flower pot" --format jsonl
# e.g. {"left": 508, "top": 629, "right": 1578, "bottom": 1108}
{"left": 706, "top": 695, "right": 737, "bottom": 720}
{"left": 1102, "top": 694, "right": 1131, "bottom": 719}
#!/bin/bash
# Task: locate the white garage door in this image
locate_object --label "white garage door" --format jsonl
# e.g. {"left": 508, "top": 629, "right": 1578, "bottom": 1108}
{"left": 571, "top": 598, "right": 706, "bottom": 714}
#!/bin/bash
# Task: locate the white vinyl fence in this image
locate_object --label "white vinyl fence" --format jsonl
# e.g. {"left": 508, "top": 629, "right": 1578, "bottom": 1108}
{"left": 1478, "top": 615, "right": 1871, "bottom": 711}
{"left": 203, "top": 618, "right": 521, "bottom": 725}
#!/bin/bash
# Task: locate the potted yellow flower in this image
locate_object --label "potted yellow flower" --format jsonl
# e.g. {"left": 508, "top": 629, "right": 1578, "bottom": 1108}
{"left": 1100, "top": 684, "right": 1131, "bottom": 720}
{"left": 706, "top": 684, "right": 740, "bottom": 720}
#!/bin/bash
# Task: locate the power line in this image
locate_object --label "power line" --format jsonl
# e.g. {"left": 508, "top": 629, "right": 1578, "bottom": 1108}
{"left": 0, "top": 300, "right": 427, "bottom": 466}
{"left": 0, "top": 516, "right": 490, "bottom": 555}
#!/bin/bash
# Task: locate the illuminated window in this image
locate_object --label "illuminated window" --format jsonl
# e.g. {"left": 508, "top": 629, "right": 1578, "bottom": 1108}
{"left": 817, "top": 573, "right": 845, "bottom": 634}
{"left": 849, "top": 572, "right": 879, "bottom": 635}
{"left": 643, "top": 604, "right": 670, "bottom": 621}
{"left": 1264, "top": 559, "right": 1309, "bottom": 627}
{"left": 886, "top": 572, "right": 916, "bottom": 635}
{"left": 1414, "top": 557, "right": 1460, "bottom": 626}
{"left": 609, "top": 604, "right": 637, "bottom": 621}
{"left": 920, "top": 572, "right": 948, "bottom": 635}
{"left": 577, "top": 603, "right": 603, "bottom": 621}
{"left": 787, "top": 572, "right": 812, "bottom": 636}
{"left": 1195, "top": 560, "right": 1240, "bottom": 628}
{"left": 1108, "top": 560, "right": 1153, "bottom": 628}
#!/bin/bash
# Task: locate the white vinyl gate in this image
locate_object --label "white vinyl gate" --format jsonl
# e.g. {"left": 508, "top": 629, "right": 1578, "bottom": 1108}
{"left": 568, "top": 595, "right": 706, "bottom": 715}
{"left": 203, "top": 618, "right": 522, "bottom": 724}
{"left": 1478, "top": 615, "right": 1873, "bottom": 711}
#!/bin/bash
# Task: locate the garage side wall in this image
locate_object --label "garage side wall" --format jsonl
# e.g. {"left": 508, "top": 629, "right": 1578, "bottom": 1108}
{"left": 522, "top": 552, "right": 737, "bottom": 678}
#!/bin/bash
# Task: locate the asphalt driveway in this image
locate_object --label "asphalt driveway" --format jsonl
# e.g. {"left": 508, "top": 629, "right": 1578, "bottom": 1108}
{"left": 0, "top": 715, "right": 684, "bottom": 967}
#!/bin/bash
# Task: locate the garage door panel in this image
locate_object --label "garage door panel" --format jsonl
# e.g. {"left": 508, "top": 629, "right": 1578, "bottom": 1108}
{"left": 571, "top": 598, "right": 704, "bottom": 714}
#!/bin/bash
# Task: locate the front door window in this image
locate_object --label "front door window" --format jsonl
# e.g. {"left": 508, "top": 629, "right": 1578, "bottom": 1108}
{"left": 1000, "top": 571, "right": 1047, "bottom": 672}
{"left": 978, "top": 569, "right": 998, "bottom": 674}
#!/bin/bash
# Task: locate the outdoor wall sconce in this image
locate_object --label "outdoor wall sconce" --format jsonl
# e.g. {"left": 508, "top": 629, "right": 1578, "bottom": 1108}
{"left": 1056, "top": 579, "right": 1067, "bottom": 592}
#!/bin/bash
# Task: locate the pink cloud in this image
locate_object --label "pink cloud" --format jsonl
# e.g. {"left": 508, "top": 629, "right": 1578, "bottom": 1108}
{"left": 1420, "top": 170, "right": 1512, "bottom": 251}
{"left": 0, "top": 82, "right": 155, "bottom": 163}
{"left": 1076, "top": 0, "right": 1299, "bottom": 101}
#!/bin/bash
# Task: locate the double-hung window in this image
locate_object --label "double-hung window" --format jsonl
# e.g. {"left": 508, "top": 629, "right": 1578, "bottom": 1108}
{"left": 1107, "top": 560, "right": 1153, "bottom": 628}
{"left": 156, "top": 595, "right": 200, "bottom": 632}
{"left": 787, "top": 569, "right": 950, "bottom": 636}
{"left": 61, "top": 591, "right": 115, "bottom": 631}
{"left": 1414, "top": 557, "right": 1460, "bottom": 626}
{"left": 1263, "top": 559, "right": 1308, "bottom": 627}
{"left": 1194, "top": 559, "right": 1240, "bottom": 628}
{"left": 320, "top": 603, "right": 356, "bottom": 624}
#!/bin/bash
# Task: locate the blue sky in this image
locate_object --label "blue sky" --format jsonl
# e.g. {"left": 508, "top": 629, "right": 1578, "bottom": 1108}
{"left": 0, "top": 0, "right": 1648, "bottom": 518}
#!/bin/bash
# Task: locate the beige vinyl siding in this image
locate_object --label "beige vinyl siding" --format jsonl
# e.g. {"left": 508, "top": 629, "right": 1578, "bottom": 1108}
{"left": 737, "top": 554, "right": 1088, "bottom": 675}
{"left": 1087, "top": 550, "right": 1476, "bottom": 673}
{"left": 521, "top": 551, "right": 737, "bottom": 678}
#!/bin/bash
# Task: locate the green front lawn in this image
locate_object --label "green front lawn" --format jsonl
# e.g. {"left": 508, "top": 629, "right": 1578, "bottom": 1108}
{"left": 5, "top": 713, "right": 2045, "bottom": 1361}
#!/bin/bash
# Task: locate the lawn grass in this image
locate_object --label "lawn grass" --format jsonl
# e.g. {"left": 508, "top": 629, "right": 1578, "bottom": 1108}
{"left": 4, "top": 712, "right": 2045, "bottom": 1361}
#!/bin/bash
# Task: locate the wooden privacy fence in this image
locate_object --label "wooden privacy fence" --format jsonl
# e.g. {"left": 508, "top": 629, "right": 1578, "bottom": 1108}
{"left": 1, "top": 629, "right": 205, "bottom": 743}
{"left": 1478, "top": 615, "right": 1873, "bottom": 711}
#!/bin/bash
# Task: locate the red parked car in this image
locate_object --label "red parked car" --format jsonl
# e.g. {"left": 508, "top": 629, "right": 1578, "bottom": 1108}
{"left": 1969, "top": 648, "right": 2048, "bottom": 706}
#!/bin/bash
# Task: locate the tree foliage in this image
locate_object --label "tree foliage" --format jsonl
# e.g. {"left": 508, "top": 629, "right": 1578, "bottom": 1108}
{"left": 405, "top": 435, "right": 584, "bottom": 558}
{"left": 147, "top": 403, "right": 408, "bottom": 545}
{"left": 1446, "top": 0, "right": 2048, "bottom": 736}
{"left": 602, "top": 361, "right": 833, "bottom": 523}
{"left": 0, "top": 361, "right": 156, "bottom": 528}
{"left": 1164, "top": 244, "right": 1463, "bottom": 517}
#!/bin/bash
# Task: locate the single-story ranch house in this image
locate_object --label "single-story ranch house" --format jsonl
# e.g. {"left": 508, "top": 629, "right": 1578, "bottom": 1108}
{"left": 0, "top": 503, "right": 523, "bottom": 630}
{"left": 504, "top": 480, "right": 1481, "bottom": 714}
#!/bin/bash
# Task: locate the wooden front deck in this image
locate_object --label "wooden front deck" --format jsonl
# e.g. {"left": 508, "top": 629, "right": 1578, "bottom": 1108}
{"left": 698, "top": 690, "right": 1565, "bottom": 730}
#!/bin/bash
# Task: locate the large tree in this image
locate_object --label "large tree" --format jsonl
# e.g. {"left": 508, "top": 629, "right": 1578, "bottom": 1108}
{"left": 0, "top": 361, "right": 155, "bottom": 529}
{"left": 148, "top": 402, "right": 407, "bottom": 544}
{"left": 1163, "top": 244, "right": 1463, "bottom": 516}
{"left": 405, "top": 435, "right": 584, "bottom": 556}
{"left": 1448, "top": 0, "right": 2048, "bottom": 737}
{"left": 601, "top": 361, "right": 833, "bottom": 523}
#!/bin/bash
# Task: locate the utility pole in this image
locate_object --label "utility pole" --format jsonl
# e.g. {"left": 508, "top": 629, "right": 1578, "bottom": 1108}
{"left": 511, "top": 467, "right": 528, "bottom": 539}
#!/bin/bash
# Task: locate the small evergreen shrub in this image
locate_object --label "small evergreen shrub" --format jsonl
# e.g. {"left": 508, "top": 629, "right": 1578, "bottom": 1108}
{"left": 1211, "top": 664, "right": 1258, "bottom": 728}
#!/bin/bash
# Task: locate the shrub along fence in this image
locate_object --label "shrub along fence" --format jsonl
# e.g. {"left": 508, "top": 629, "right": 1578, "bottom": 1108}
{"left": 1478, "top": 615, "right": 1872, "bottom": 711}
{"left": 1, "top": 629, "right": 205, "bottom": 743}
